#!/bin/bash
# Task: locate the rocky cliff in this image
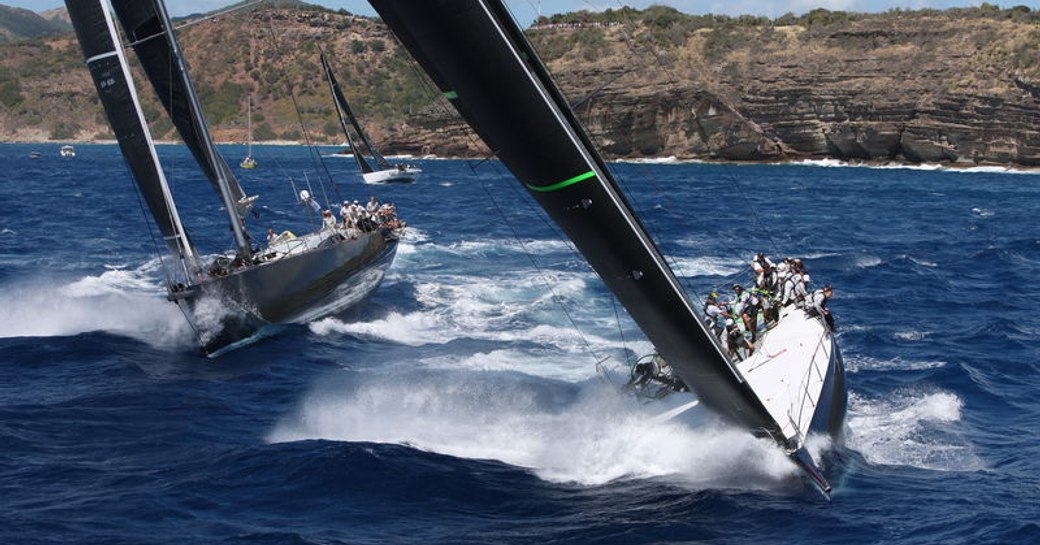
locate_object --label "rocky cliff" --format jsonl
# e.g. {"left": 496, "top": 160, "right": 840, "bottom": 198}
{"left": 387, "top": 7, "right": 1040, "bottom": 167}
{"left": 2, "top": 5, "right": 1040, "bottom": 167}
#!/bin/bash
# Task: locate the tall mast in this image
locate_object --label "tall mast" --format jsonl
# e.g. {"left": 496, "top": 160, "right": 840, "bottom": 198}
{"left": 109, "top": 0, "right": 254, "bottom": 257}
{"left": 150, "top": 0, "right": 251, "bottom": 256}
{"left": 247, "top": 96, "right": 252, "bottom": 157}
{"left": 66, "top": 0, "right": 202, "bottom": 283}
{"left": 367, "top": 0, "right": 784, "bottom": 438}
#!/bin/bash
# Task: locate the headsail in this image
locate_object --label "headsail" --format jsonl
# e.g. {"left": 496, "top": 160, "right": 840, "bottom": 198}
{"left": 108, "top": 0, "right": 253, "bottom": 255}
{"left": 66, "top": 0, "right": 201, "bottom": 283}
{"left": 367, "top": 0, "right": 786, "bottom": 439}
{"left": 319, "top": 52, "right": 392, "bottom": 170}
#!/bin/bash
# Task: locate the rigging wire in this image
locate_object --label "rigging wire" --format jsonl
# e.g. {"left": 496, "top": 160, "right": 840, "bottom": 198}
{"left": 172, "top": 0, "right": 266, "bottom": 32}
{"left": 119, "top": 158, "right": 205, "bottom": 344}
{"left": 262, "top": 10, "right": 342, "bottom": 209}
{"left": 478, "top": 175, "right": 614, "bottom": 373}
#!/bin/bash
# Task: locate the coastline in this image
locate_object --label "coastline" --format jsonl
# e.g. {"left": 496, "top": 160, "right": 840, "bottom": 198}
{"left": 6, "top": 141, "right": 1038, "bottom": 174}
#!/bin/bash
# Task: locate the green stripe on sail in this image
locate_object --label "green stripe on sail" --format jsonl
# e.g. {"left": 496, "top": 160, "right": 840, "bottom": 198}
{"left": 443, "top": 90, "right": 458, "bottom": 99}
{"left": 526, "top": 170, "right": 596, "bottom": 192}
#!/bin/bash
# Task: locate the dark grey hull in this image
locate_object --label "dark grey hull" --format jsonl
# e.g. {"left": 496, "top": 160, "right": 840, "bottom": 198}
{"left": 175, "top": 229, "right": 399, "bottom": 356}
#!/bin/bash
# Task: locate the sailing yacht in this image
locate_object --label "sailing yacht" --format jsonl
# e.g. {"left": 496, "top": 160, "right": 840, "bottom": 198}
{"left": 240, "top": 95, "right": 256, "bottom": 169}
{"left": 367, "top": 0, "right": 847, "bottom": 495}
{"left": 320, "top": 53, "right": 421, "bottom": 184}
{"left": 65, "top": 0, "right": 402, "bottom": 356}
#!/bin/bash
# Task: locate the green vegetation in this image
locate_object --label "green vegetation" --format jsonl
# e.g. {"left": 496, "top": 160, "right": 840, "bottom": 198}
{"left": 254, "top": 123, "right": 278, "bottom": 141}
{"left": 198, "top": 81, "right": 245, "bottom": 126}
{"left": 3, "top": 2, "right": 1040, "bottom": 144}
{"left": 48, "top": 120, "right": 80, "bottom": 140}
{"left": 0, "top": 68, "right": 24, "bottom": 107}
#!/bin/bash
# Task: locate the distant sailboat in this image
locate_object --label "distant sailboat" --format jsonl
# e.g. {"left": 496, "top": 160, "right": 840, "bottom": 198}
{"left": 66, "top": 0, "right": 403, "bottom": 356}
{"left": 60, "top": 145, "right": 76, "bottom": 157}
{"left": 320, "top": 52, "right": 421, "bottom": 184}
{"left": 240, "top": 95, "right": 257, "bottom": 169}
{"left": 369, "top": 0, "right": 846, "bottom": 495}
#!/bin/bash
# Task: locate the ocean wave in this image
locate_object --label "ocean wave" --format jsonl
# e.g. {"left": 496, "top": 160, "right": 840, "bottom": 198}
{"left": 0, "top": 272, "right": 193, "bottom": 349}
{"left": 844, "top": 355, "right": 947, "bottom": 373}
{"left": 846, "top": 389, "right": 984, "bottom": 472}
{"left": 268, "top": 373, "right": 797, "bottom": 490}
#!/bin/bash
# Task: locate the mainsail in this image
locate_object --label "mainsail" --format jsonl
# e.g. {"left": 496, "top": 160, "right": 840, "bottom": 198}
{"left": 367, "top": 0, "right": 785, "bottom": 440}
{"left": 108, "top": 0, "right": 252, "bottom": 255}
{"left": 319, "top": 52, "right": 392, "bottom": 170}
{"left": 66, "top": 0, "right": 200, "bottom": 282}
{"left": 65, "top": 0, "right": 406, "bottom": 358}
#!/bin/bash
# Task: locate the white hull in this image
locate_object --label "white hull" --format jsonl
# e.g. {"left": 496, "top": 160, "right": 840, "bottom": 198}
{"left": 736, "top": 305, "right": 844, "bottom": 444}
{"left": 362, "top": 167, "right": 421, "bottom": 184}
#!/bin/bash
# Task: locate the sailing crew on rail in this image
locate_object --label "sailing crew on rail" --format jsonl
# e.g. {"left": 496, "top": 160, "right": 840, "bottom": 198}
{"left": 779, "top": 259, "right": 807, "bottom": 307}
{"left": 321, "top": 209, "right": 337, "bottom": 231}
{"left": 806, "top": 285, "right": 835, "bottom": 331}
{"left": 751, "top": 253, "right": 777, "bottom": 291}
{"left": 723, "top": 318, "right": 754, "bottom": 360}
{"left": 340, "top": 200, "right": 353, "bottom": 227}
{"left": 732, "top": 284, "right": 761, "bottom": 343}
{"left": 703, "top": 293, "right": 730, "bottom": 338}
{"left": 775, "top": 256, "right": 792, "bottom": 284}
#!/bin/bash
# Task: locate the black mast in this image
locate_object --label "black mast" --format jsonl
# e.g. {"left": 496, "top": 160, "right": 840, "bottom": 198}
{"left": 367, "top": 0, "right": 783, "bottom": 438}
{"left": 109, "top": 0, "right": 252, "bottom": 256}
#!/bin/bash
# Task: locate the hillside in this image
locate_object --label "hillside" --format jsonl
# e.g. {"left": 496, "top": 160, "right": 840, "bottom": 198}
{"left": 0, "top": 5, "right": 70, "bottom": 43}
{"left": 2, "top": 4, "right": 1040, "bottom": 167}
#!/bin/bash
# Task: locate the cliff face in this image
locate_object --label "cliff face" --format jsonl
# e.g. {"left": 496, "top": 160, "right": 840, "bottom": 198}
{"left": 388, "top": 11, "right": 1040, "bottom": 167}
{"left": 3, "top": 6, "right": 1040, "bottom": 167}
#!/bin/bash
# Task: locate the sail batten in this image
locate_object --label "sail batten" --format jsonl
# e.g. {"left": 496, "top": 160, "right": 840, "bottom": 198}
{"left": 369, "top": 0, "right": 780, "bottom": 435}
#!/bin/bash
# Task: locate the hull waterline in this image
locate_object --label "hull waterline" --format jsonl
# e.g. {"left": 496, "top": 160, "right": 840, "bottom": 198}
{"left": 173, "top": 230, "right": 399, "bottom": 355}
{"left": 362, "top": 167, "right": 422, "bottom": 184}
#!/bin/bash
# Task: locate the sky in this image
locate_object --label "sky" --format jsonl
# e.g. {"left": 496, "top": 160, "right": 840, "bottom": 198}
{"left": 7, "top": 0, "right": 1031, "bottom": 25}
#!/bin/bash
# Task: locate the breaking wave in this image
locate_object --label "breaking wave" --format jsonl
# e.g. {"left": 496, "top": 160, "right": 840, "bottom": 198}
{"left": 269, "top": 371, "right": 796, "bottom": 489}
{"left": 846, "top": 390, "right": 984, "bottom": 472}
{"left": 0, "top": 261, "right": 194, "bottom": 349}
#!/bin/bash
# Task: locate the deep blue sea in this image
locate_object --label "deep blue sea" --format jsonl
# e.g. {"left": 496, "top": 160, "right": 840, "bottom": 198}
{"left": 1, "top": 142, "right": 1037, "bottom": 544}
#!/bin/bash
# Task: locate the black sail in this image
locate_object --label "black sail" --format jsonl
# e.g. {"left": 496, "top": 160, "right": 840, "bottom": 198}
{"left": 107, "top": 0, "right": 247, "bottom": 206}
{"left": 320, "top": 53, "right": 375, "bottom": 174}
{"left": 369, "top": 0, "right": 783, "bottom": 438}
{"left": 65, "top": 0, "right": 197, "bottom": 272}
{"left": 319, "top": 53, "right": 391, "bottom": 170}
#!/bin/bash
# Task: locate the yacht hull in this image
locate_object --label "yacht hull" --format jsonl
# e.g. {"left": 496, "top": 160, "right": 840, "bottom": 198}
{"left": 809, "top": 338, "right": 848, "bottom": 440}
{"left": 175, "top": 230, "right": 399, "bottom": 355}
{"left": 362, "top": 167, "right": 421, "bottom": 184}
